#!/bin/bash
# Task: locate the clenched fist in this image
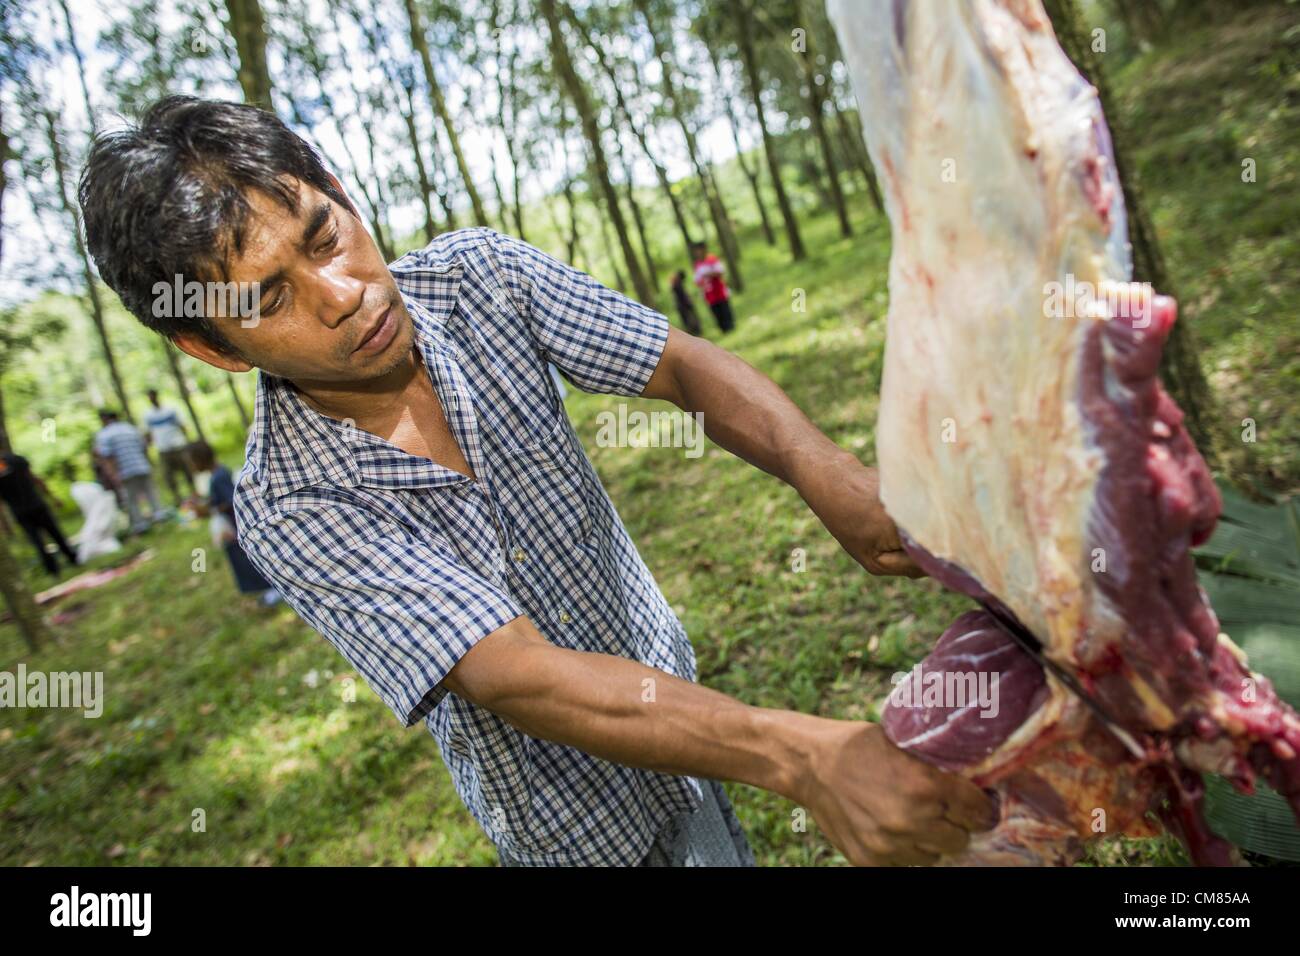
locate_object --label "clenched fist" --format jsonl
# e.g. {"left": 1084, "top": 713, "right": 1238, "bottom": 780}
{"left": 796, "top": 719, "right": 997, "bottom": 866}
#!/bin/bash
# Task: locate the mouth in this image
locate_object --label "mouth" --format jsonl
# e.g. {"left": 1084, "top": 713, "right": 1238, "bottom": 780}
{"left": 353, "top": 304, "right": 396, "bottom": 356}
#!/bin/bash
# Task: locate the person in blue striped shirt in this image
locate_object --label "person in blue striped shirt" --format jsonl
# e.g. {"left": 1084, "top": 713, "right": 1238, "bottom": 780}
{"left": 78, "top": 96, "right": 994, "bottom": 867}
{"left": 93, "top": 409, "right": 169, "bottom": 535}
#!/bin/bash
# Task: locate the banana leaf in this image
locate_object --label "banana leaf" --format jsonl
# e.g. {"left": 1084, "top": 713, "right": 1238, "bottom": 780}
{"left": 1196, "top": 481, "right": 1300, "bottom": 862}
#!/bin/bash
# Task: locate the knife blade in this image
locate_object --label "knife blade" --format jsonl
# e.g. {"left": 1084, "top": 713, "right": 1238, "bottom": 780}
{"left": 977, "top": 599, "right": 1148, "bottom": 762}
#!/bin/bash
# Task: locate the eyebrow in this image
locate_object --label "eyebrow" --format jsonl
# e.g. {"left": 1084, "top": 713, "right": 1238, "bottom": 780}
{"left": 298, "top": 201, "right": 333, "bottom": 253}
{"left": 255, "top": 201, "right": 334, "bottom": 294}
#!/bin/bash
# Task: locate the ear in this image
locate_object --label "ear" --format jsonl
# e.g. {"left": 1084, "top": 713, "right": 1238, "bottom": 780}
{"left": 173, "top": 333, "right": 254, "bottom": 374}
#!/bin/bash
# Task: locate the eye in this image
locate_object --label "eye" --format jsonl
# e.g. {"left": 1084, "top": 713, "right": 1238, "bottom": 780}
{"left": 261, "top": 285, "right": 287, "bottom": 316}
{"left": 316, "top": 226, "right": 339, "bottom": 256}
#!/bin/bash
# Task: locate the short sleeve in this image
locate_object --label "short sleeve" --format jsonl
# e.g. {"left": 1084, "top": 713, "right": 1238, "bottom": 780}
{"left": 93, "top": 431, "right": 109, "bottom": 456}
{"left": 242, "top": 506, "right": 525, "bottom": 727}
{"left": 485, "top": 230, "right": 669, "bottom": 397}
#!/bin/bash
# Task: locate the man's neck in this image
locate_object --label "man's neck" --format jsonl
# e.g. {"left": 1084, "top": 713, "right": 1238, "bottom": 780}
{"left": 293, "top": 348, "right": 423, "bottom": 428}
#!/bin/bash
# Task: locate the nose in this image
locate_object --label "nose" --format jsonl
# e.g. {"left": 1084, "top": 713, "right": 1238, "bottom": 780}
{"left": 313, "top": 256, "right": 366, "bottom": 329}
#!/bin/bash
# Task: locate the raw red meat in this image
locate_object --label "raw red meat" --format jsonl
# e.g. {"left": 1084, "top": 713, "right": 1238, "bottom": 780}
{"left": 828, "top": 0, "right": 1300, "bottom": 864}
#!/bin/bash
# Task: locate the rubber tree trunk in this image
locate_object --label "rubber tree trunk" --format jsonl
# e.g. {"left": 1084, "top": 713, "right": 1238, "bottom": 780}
{"left": 833, "top": 102, "right": 883, "bottom": 213}
{"left": 735, "top": 0, "right": 805, "bottom": 260}
{"left": 160, "top": 340, "right": 209, "bottom": 445}
{"left": 1113, "top": 0, "right": 1163, "bottom": 43}
{"left": 226, "top": 373, "right": 251, "bottom": 430}
{"left": 0, "top": 384, "right": 11, "bottom": 456}
{"left": 58, "top": 0, "right": 98, "bottom": 136}
{"left": 224, "top": 0, "right": 275, "bottom": 111}
{"left": 539, "top": 0, "right": 657, "bottom": 308}
{"left": 635, "top": 0, "right": 743, "bottom": 289}
{"left": 489, "top": 154, "right": 512, "bottom": 234}
{"left": 404, "top": 0, "right": 489, "bottom": 226}
{"left": 793, "top": 0, "right": 851, "bottom": 236}
{"left": 595, "top": 190, "right": 629, "bottom": 293}
{"left": 429, "top": 122, "right": 458, "bottom": 232}
{"left": 355, "top": 8, "right": 440, "bottom": 242}
{"left": 0, "top": 541, "right": 49, "bottom": 650}
{"left": 575, "top": 13, "right": 695, "bottom": 259}
{"left": 556, "top": 103, "right": 582, "bottom": 265}
{"left": 1043, "top": 0, "right": 1216, "bottom": 462}
{"left": 43, "top": 109, "right": 133, "bottom": 421}
{"left": 401, "top": 79, "right": 440, "bottom": 240}
{"left": 510, "top": 149, "right": 528, "bottom": 240}
{"left": 293, "top": 19, "right": 397, "bottom": 262}
{"left": 491, "top": 1, "right": 528, "bottom": 241}
{"left": 707, "top": 42, "right": 776, "bottom": 245}
{"left": 328, "top": 5, "right": 398, "bottom": 261}
{"left": 0, "top": 102, "right": 52, "bottom": 651}
{"left": 616, "top": 136, "right": 660, "bottom": 291}
{"left": 562, "top": 177, "right": 581, "bottom": 266}
{"left": 541, "top": 191, "right": 567, "bottom": 254}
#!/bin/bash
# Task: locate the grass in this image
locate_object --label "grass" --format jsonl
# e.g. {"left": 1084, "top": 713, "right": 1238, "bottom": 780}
{"left": 1112, "top": 4, "right": 1300, "bottom": 492}
{"left": 1, "top": 4, "right": 1295, "bottom": 866}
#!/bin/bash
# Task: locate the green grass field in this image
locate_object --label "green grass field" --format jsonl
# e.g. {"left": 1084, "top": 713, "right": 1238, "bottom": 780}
{"left": 1, "top": 4, "right": 1295, "bottom": 866}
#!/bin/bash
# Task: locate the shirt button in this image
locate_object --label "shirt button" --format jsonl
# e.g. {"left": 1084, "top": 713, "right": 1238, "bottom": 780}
{"left": 559, "top": 611, "right": 572, "bottom": 624}
{"left": 512, "top": 547, "right": 527, "bottom": 563}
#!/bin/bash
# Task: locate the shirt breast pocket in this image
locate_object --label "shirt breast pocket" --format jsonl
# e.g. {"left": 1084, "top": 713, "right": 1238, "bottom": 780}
{"left": 495, "top": 414, "right": 594, "bottom": 550}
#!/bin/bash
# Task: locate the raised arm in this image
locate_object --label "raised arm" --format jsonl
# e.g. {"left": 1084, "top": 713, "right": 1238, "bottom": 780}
{"left": 641, "top": 326, "right": 922, "bottom": 577}
{"left": 490, "top": 230, "right": 917, "bottom": 576}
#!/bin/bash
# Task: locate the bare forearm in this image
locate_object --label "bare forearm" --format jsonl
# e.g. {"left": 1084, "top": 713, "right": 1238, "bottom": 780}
{"left": 641, "top": 328, "right": 918, "bottom": 576}
{"left": 444, "top": 615, "right": 994, "bottom": 866}
{"left": 450, "top": 624, "right": 822, "bottom": 802}
{"left": 667, "top": 334, "right": 850, "bottom": 492}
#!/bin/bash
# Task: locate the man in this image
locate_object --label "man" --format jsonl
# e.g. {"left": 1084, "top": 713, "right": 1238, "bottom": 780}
{"left": 0, "top": 450, "right": 79, "bottom": 577}
{"left": 690, "top": 240, "right": 734, "bottom": 334}
{"left": 143, "top": 388, "right": 195, "bottom": 505}
{"left": 93, "top": 410, "right": 167, "bottom": 534}
{"left": 79, "top": 96, "right": 993, "bottom": 867}
{"left": 189, "top": 441, "right": 283, "bottom": 608}
{"left": 668, "top": 270, "right": 702, "bottom": 336}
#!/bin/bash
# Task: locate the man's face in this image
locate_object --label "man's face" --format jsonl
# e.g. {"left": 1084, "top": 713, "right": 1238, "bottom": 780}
{"left": 182, "top": 178, "right": 413, "bottom": 385}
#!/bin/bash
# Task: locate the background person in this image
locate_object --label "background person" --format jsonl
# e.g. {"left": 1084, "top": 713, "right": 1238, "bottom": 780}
{"left": 690, "top": 240, "right": 734, "bottom": 334}
{"left": 91, "top": 443, "right": 125, "bottom": 510}
{"left": 68, "top": 480, "right": 123, "bottom": 562}
{"left": 143, "top": 388, "right": 195, "bottom": 505}
{"left": 669, "top": 270, "right": 702, "bottom": 335}
{"left": 0, "top": 450, "right": 79, "bottom": 577}
{"left": 189, "top": 441, "right": 282, "bottom": 607}
{"left": 93, "top": 409, "right": 169, "bottom": 534}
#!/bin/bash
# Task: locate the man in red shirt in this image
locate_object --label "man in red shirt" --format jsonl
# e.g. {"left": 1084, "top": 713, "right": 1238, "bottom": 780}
{"left": 690, "top": 240, "right": 734, "bottom": 334}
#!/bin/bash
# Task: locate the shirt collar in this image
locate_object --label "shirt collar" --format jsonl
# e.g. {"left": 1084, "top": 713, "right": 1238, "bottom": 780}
{"left": 248, "top": 264, "right": 465, "bottom": 501}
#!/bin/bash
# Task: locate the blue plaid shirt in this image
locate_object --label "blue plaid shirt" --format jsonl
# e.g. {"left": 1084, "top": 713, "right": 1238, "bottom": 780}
{"left": 235, "top": 227, "right": 704, "bottom": 865}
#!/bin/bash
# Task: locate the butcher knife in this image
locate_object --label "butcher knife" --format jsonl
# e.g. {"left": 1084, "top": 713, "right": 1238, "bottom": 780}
{"left": 977, "top": 599, "right": 1149, "bottom": 762}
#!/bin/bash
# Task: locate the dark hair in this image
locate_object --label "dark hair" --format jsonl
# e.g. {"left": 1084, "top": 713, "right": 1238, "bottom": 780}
{"left": 98, "top": 408, "right": 118, "bottom": 422}
{"left": 189, "top": 440, "right": 216, "bottom": 470}
{"left": 78, "top": 95, "right": 353, "bottom": 352}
